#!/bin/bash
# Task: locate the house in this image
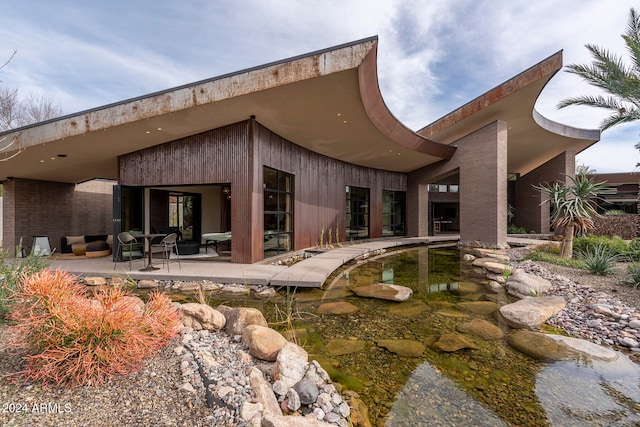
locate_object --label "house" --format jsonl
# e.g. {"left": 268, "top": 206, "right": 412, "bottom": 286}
{"left": 0, "top": 36, "right": 600, "bottom": 263}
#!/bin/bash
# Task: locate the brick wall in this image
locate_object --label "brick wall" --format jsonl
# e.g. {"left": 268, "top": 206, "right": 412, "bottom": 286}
{"left": 2, "top": 178, "right": 112, "bottom": 256}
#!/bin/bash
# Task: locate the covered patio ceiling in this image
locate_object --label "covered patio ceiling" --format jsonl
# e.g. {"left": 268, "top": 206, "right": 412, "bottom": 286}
{"left": 0, "top": 38, "right": 599, "bottom": 184}
{"left": 0, "top": 37, "right": 453, "bottom": 183}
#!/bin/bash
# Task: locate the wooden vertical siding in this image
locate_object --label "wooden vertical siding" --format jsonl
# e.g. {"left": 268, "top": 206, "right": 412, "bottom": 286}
{"left": 119, "top": 120, "right": 407, "bottom": 262}
{"left": 119, "top": 121, "right": 253, "bottom": 263}
{"left": 254, "top": 122, "right": 406, "bottom": 250}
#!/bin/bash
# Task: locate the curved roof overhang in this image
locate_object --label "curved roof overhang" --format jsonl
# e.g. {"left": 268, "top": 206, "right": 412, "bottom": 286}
{"left": 418, "top": 51, "right": 601, "bottom": 177}
{"left": 0, "top": 36, "right": 454, "bottom": 183}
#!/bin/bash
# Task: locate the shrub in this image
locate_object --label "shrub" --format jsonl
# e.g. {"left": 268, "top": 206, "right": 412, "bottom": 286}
{"left": 604, "top": 209, "right": 626, "bottom": 215}
{"left": 626, "top": 238, "right": 640, "bottom": 261}
{"left": 8, "top": 269, "right": 182, "bottom": 386}
{"left": 507, "top": 225, "right": 528, "bottom": 234}
{"left": 628, "top": 262, "right": 640, "bottom": 288}
{"left": 577, "top": 244, "right": 622, "bottom": 275}
{"left": 0, "top": 250, "right": 49, "bottom": 323}
{"left": 573, "top": 235, "right": 628, "bottom": 257}
{"left": 526, "top": 248, "right": 584, "bottom": 268}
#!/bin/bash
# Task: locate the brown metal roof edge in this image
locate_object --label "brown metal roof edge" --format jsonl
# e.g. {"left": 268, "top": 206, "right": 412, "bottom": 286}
{"left": 357, "top": 40, "right": 456, "bottom": 160}
{"left": 0, "top": 36, "right": 381, "bottom": 139}
{"left": 418, "top": 50, "right": 565, "bottom": 138}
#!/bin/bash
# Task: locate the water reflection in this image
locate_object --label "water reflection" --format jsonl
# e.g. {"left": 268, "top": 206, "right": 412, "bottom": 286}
{"left": 386, "top": 361, "right": 508, "bottom": 427}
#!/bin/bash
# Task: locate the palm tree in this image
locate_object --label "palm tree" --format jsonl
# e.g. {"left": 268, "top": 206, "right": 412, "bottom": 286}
{"left": 558, "top": 8, "right": 640, "bottom": 130}
{"left": 534, "top": 174, "right": 609, "bottom": 259}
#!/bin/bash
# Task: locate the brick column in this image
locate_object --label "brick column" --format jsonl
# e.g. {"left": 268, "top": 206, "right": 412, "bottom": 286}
{"left": 514, "top": 151, "right": 575, "bottom": 233}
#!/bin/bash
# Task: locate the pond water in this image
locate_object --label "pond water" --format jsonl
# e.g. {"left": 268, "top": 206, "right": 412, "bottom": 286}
{"left": 184, "top": 245, "right": 640, "bottom": 426}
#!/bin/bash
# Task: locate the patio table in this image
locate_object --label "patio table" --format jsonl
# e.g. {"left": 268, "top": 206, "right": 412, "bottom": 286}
{"left": 132, "top": 233, "right": 164, "bottom": 271}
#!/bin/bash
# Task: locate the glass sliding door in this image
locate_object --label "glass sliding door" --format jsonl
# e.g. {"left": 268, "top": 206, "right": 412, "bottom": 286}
{"left": 264, "top": 167, "right": 293, "bottom": 258}
{"left": 346, "top": 186, "right": 369, "bottom": 240}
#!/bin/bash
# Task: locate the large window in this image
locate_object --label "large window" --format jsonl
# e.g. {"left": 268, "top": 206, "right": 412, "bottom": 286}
{"left": 346, "top": 186, "right": 369, "bottom": 240}
{"left": 383, "top": 190, "right": 406, "bottom": 236}
{"left": 264, "top": 167, "right": 293, "bottom": 258}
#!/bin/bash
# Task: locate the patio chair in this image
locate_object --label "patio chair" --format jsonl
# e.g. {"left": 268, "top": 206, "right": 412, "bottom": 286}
{"left": 113, "top": 232, "right": 144, "bottom": 271}
{"left": 152, "top": 232, "right": 181, "bottom": 272}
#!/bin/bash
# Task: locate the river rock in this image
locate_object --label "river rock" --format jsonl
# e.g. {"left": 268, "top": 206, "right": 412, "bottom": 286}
{"left": 351, "top": 283, "right": 413, "bottom": 302}
{"left": 294, "top": 379, "right": 319, "bottom": 405}
{"left": 242, "top": 325, "right": 287, "bottom": 361}
{"left": 84, "top": 276, "right": 108, "bottom": 286}
{"left": 498, "top": 296, "right": 566, "bottom": 329}
{"left": 456, "top": 318, "right": 504, "bottom": 340}
{"left": 388, "top": 299, "right": 428, "bottom": 316}
{"left": 302, "top": 360, "right": 332, "bottom": 387}
{"left": 472, "top": 257, "right": 508, "bottom": 274}
{"left": 506, "top": 269, "right": 551, "bottom": 297}
{"left": 262, "top": 412, "right": 335, "bottom": 427}
{"left": 507, "top": 330, "right": 574, "bottom": 360}
{"left": 546, "top": 334, "right": 619, "bottom": 361}
{"left": 433, "top": 333, "right": 478, "bottom": 352}
{"left": 178, "top": 302, "right": 226, "bottom": 331}
{"left": 274, "top": 342, "right": 309, "bottom": 388}
{"left": 249, "top": 367, "right": 282, "bottom": 416}
{"left": 326, "top": 339, "right": 366, "bottom": 356}
{"left": 457, "top": 301, "right": 499, "bottom": 315}
{"left": 217, "top": 305, "right": 268, "bottom": 335}
{"left": 377, "top": 339, "right": 425, "bottom": 357}
{"left": 316, "top": 301, "right": 360, "bottom": 315}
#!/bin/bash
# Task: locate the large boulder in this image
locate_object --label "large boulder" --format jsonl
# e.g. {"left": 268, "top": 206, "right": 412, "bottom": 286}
{"left": 274, "top": 342, "right": 309, "bottom": 388}
{"left": 433, "top": 333, "right": 478, "bottom": 352}
{"left": 316, "top": 302, "right": 359, "bottom": 315}
{"left": 178, "top": 303, "right": 226, "bottom": 331}
{"left": 498, "top": 296, "right": 566, "bottom": 329}
{"left": 249, "top": 367, "right": 282, "bottom": 416}
{"left": 506, "top": 269, "right": 551, "bottom": 298}
{"left": 456, "top": 318, "right": 504, "bottom": 341}
{"left": 457, "top": 301, "right": 499, "bottom": 315}
{"left": 472, "top": 257, "right": 508, "bottom": 274}
{"left": 351, "top": 283, "right": 413, "bottom": 302}
{"left": 242, "top": 325, "right": 287, "bottom": 361}
{"left": 217, "top": 305, "right": 268, "bottom": 336}
{"left": 262, "top": 412, "right": 335, "bottom": 427}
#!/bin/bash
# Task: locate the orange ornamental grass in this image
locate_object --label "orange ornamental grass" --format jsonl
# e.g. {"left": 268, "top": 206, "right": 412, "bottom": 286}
{"left": 7, "top": 269, "right": 181, "bottom": 387}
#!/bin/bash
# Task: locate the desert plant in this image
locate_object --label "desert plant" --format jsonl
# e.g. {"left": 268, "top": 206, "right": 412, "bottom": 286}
{"left": 507, "top": 225, "right": 528, "bottom": 234}
{"left": 577, "top": 244, "right": 622, "bottom": 275}
{"left": 604, "top": 209, "right": 626, "bottom": 215}
{"left": 7, "top": 269, "right": 181, "bottom": 386}
{"left": 534, "top": 174, "right": 609, "bottom": 258}
{"left": 627, "top": 262, "right": 640, "bottom": 288}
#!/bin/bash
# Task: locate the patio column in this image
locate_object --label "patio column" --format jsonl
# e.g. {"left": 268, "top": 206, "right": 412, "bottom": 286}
{"left": 456, "top": 121, "right": 508, "bottom": 247}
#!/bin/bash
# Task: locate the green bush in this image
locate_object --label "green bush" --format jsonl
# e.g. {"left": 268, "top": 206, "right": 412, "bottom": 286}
{"left": 507, "top": 225, "right": 528, "bottom": 234}
{"left": 628, "top": 262, "right": 640, "bottom": 288}
{"left": 577, "top": 244, "right": 622, "bottom": 275}
{"left": 573, "top": 235, "right": 629, "bottom": 257}
{"left": 526, "top": 248, "right": 584, "bottom": 268}
{"left": 0, "top": 250, "right": 50, "bottom": 323}
{"left": 604, "top": 209, "right": 626, "bottom": 215}
{"left": 626, "top": 238, "right": 640, "bottom": 261}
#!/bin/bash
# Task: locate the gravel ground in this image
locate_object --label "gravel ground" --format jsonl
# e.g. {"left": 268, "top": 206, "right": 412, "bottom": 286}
{"left": 0, "top": 333, "right": 215, "bottom": 427}
{"left": 536, "top": 261, "right": 640, "bottom": 310}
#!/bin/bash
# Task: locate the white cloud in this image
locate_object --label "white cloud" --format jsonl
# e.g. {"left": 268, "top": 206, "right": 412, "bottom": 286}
{"left": 1, "top": 0, "right": 639, "bottom": 172}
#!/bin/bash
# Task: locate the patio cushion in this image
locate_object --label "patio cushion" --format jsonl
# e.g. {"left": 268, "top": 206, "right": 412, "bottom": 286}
{"left": 66, "top": 235, "right": 85, "bottom": 245}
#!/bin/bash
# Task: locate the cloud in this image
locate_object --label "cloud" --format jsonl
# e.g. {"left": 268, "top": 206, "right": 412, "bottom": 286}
{"left": 1, "top": 0, "right": 638, "bottom": 172}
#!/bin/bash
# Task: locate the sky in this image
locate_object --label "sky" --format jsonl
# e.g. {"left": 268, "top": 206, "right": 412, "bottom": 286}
{"left": 0, "top": 0, "right": 638, "bottom": 173}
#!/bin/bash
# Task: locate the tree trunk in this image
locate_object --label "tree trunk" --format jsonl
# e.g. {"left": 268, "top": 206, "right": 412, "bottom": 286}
{"left": 560, "top": 224, "right": 575, "bottom": 259}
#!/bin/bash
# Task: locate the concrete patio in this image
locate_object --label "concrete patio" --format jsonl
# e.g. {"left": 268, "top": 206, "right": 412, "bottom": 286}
{"left": 40, "top": 236, "right": 466, "bottom": 288}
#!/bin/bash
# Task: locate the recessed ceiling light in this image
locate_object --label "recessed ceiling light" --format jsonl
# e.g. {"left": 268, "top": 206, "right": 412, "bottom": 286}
{"left": 39, "top": 160, "right": 45, "bottom": 163}
{"left": 157, "top": 127, "right": 162, "bottom": 131}
{"left": 146, "top": 131, "right": 151, "bottom": 134}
